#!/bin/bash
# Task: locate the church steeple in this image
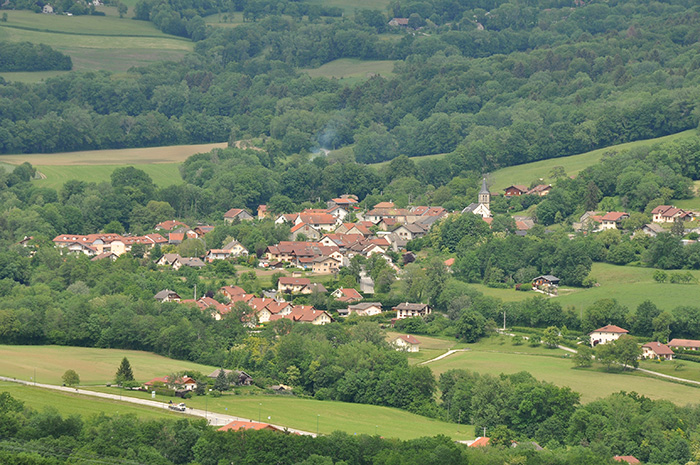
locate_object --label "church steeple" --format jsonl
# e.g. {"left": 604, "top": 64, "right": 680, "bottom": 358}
{"left": 478, "top": 178, "right": 490, "bottom": 208}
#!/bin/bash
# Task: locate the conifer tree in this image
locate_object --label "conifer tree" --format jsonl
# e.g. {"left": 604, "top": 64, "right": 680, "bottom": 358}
{"left": 115, "top": 357, "right": 134, "bottom": 385}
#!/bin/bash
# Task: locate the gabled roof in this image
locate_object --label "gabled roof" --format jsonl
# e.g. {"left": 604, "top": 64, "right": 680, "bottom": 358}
{"left": 469, "top": 437, "right": 490, "bottom": 447}
{"left": 505, "top": 185, "right": 528, "bottom": 192}
{"left": 394, "top": 334, "right": 420, "bottom": 345}
{"left": 224, "top": 208, "right": 251, "bottom": 218}
{"left": 156, "top": 220, "right": 189, "bottom": 231}
{"left": 174, "top": 257, "right": 205, "bottom": 268}
{"left": 220, "top": 285, "right": 246, "bottom": 297}
{"left": 373, "top": 201, "right": 395, "bottom": 209}
{"left": 279, "top": 277, "right": 311, "bottom": 286}
{"left": 591, "top": 325, "right": 628, "bottom": 334}
{"left": 154, "top": 289, "right": 180, "bottom": 300}
{"left": 393, "top": 302, "right": 430, "bottom": 311}
{"left": 299, "top": 212, "right": 336, "bottom": 225}
{"left": 601, "top": 212, "right": 628, "bottom": 222}
{"left": 667, "top": 338, "right": 700, "bottom": 349}
{"left": 334, "top": 288, "right": 362, "bottom": 302}
{"left": 348, "top": 302, "right": 382, "bottom": 311}
{"left": 218, "top": 421, "right": 282, "bottom": 432}
{"left": 642, "top": 342, "right": 674, "bottom": 355}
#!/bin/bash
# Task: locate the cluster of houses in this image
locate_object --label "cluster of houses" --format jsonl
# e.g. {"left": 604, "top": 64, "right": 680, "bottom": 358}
{"left": 51, "top": 232, "right": 167, "bottom": 260}
{"left": 574, "top": 204, "right": 697, "bottom": 234}
{"left": 588, "top": 324, "right": 700, "bottom": 361}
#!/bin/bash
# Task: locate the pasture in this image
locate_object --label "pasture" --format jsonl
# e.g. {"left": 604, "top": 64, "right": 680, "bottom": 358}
{"left": 472, "top": 262, "right": 700, "bottom": 312}
{"left": 305, "top": 0, "right": 391, "bottom": 13}
{"left": 0, "top": 11, "right": 191, "bottom": 73}
{"left": 302, "top": 59, "right": 396, "bottom": 82}
{"left": 0, "top": 345, "right": 218, "bottom": 386}
{"left": 0, "top": 382, "right": 180, "bottom": 420}
{"left": 32, "top": 164, "right": 183, "bottom": 189}
{"left": 427, "top": 347, "right": 700, "bottom": 405}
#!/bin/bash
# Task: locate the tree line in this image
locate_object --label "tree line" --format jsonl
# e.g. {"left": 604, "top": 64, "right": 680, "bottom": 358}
{"left": 0, "top": 42, "right": 72, "bottom": 72}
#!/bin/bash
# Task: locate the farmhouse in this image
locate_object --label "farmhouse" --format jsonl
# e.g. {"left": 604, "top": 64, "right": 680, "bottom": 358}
{"left": 667, "top": 339, "right": 700, "bottom": 351}
{"left": 532, "top": 275, "right": 560, "bottom": 287}
{"left": 504, "top": 185, "right": 528, "bottom": 197}
{"left": 224, "top": 208, "right": 254, "bottom": 222}
{"left": 393, "top": 302, "right": 432, "bottom": 319}
{"left": 589, "top": 325, "right": 629, "bottom": 346}
{"left": 526, "top": 184, "right": 552, "bottom": 196}
{"left": 641, "top": 342, "right": 674, "bottom": 360}
{"left": 392, "top": 334, "right": 420, "bottom": 352}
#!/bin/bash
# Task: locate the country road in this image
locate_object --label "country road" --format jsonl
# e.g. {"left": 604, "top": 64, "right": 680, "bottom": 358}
{"left": 0, "top": 376, "right": 315, "bottom": 436}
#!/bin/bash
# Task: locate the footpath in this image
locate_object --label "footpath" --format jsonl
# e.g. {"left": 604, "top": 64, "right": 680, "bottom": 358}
{"left": 0, "top": 376, "right": 314, "bottom": 436}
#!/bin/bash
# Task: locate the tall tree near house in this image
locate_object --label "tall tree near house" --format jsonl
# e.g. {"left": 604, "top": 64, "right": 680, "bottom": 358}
{"left": 214, "top": 369, "right": 229, "bottom": 391}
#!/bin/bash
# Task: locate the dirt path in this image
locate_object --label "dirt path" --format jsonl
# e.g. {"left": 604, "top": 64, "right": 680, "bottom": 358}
{"left": 419, "top": 349, "right": 469, "bottom": 365}
{"left": 0, "top": 376, "right": 314, "bottom": 435}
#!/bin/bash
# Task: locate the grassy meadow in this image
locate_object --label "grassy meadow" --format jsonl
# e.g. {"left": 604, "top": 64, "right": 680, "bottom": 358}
{"left": 472, "top": 262, "right": 700, "bottom": 312}
{"left": 0, "top": 142, "right": 227, "bottom": 188}
{"left": 0, "top": 10, "right": 191, "bottom": 74}
{"left": 0, "top": 345, "right": 218, "bottom": 386}
{"left": 305, "top": 0, "right": 391, "bottom": 13}
{"left": 0, "top": 382, "right": 180, "bottom": 420}
{"left": 302, "top": 59, "right": 396, "bottom": 83}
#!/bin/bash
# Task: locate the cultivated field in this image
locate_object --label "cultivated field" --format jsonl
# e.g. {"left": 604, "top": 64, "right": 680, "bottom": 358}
{"left": 472, "top": 262, "right": 700, "bottom": 312}
{"left": 427, "top": 344, "right": 700, "bottom": 405}
{"left": 0, "top": 345, "right": 218, "bottom": 386}
{"left": 0, "top": 11, "right": 191, "bottom": 73}
{"left": 0, "top": 142, "right": 226, "bottom": 188}
{"left": 0, "top": 382, "right": 180, "bottom": 420}
{"left": 302, "top": 59, "right": 396, "bottom": 82}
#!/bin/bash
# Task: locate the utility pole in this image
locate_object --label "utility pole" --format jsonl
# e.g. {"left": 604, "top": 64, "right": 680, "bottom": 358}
{"left": 194, "top": 284, "right": 197, "bottom": 300}
{"left": 503, "top": 310, "right": 506, "bottom": 331}
{"left": 317, "top": 414, "right": 320, "bottom": 436}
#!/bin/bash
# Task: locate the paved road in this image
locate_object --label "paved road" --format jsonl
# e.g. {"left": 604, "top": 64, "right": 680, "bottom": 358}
{"left": 0, "top": 376, "right": 314, "bottom": 435}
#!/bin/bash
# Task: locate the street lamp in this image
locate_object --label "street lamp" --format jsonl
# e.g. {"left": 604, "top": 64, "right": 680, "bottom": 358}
{"left": 259, "top": 403, "right": 262, "bottom": 422}
{"left": 316, "top": 414, "right": 320, "bottom": 436}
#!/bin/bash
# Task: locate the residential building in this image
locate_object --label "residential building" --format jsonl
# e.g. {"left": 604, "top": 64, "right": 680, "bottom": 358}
{"left": 589, "top": 325, "right": 629, "bottom": 346}
{"left": 154, "top": 289, "right": 181, "bottom": 302}
{"left": 393, "top": 302, "right": 432, "bottom": 319}
{"left": 224, "top": 208, "right": 254, "bottom": 222}
{"left": 331, "top": 288, "right": 363, "bottom": 303}
{"left": 641, "top": 342, "right": 674, "bottom": 360}
{"left": 667, "top": 339, "right": 700, "bottom": 351}
{"left": 600, "top": 212, "right": 629, "bottom": 230}
{"left": 392, "top": 334, "right": 420, "bottom": 352}
{"left": 651, "top": 205, "right": 693, "bottom": 223}
{"left": 339, "top": 302, "right": 383, "bottom": 317}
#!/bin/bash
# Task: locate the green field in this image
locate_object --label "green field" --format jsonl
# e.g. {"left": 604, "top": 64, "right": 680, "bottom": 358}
{"left": 33, "top": 164, "right": 183, "bottom": 189}
{"left": 0, "top": 11, "right": 191, "bottom": 73}
{"left": 489, "top": 129, "right": 698, "bottom": 191}
{"left": 472, "top": 262, "right": 700, "bottom": 312}
{"left": 305, "top": 0, "right": 391, "bottom": 13}
{"left": 203, "top": 12, "right": 245, "bottom": 27}
{"left": 0, "top": 382, "right": 180, "bottom": 420}
{"left": 302, "top": 59, "right": 396, "bottom": 82}
{"left": 0, "top": 345, "right": 218, "bottom": 386}
{"left": 427, "top": 347, "right": 700, "bottom": 405}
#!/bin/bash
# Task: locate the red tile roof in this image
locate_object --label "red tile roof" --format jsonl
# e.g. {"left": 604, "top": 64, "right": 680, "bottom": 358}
{"left": 591, "top": 325, "right": 629, "bottom": 334}
{"left": 395, "top": 334, "right": 420, "bottom": 345}
{"left": 642, "top": 342, "right": 674, "bottom": 356}
{"left": 613, "top": 456, "right": 640, "bottom": 464}
{"left": 218, "top": 421, "right": 282, "bottom": 432}
{"left": 469, "top": 437, "right": 490, "bottom": 447}
{"left": 601, "top": 212, "right": 628, "bottom": 222}
{"left": 668, "top": 338, "right": 700, "bottom": 349}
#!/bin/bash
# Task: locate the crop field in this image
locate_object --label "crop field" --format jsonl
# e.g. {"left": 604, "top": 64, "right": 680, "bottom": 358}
{"left": 302, "top": 59, "right": 396, "bottom": 81}
{"left": 489, "top": 129, "right": 697, "bottom": 190}
{"left": 0, "top": 11, "right": 192, "bottom": 73}
{"left": 472, "top": 263, "right": 700, "bottom": 312}
{"left": 0, "top": 382, "right": 180, "bottom": 420}
{"left": 427, "top": 348, "right": 700, "bottom": 405}
{"left": 0, "top": 345, "right": 218, "bottom": 386}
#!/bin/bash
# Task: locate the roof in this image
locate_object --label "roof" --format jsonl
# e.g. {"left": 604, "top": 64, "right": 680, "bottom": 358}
{"left": 642, "top": 342, "right": 674, "bottom": 355}
{"left": 444, "top": 258, "right": 455, "bottom": 266}
{"left": 667, "top": 338, "right": 700, "bottom": 349}
{"left": 469, "top": 437, "right": 490, "bottom": 447}
{"left": 334, "top": 288, "right": 362, "bottom": 302}
{"left": 591, "top": 325, "right": 629, "bottom": 334}
{"left": 505, "top": 185, "right": 528, "bottom": 192}
{"left": 373, "top": 201, "right": 395, "bottom": 209}
{"left": 156, "top": 220, "right": 189, "bottom": 230}
{"left": 145, "top": 376, "right": 196, "bottom": 386}
{"left": 279, "top": 277, "right": 311, "bottom": 286}
{"left": 479, "top": 178, "right": 489, "bottom": 195}
{"left": 224, "top": 208, "right": 251, "bottom": 218}
{"left": 393, "top": 302, "right": 430, "bottom": 311}
{"left": 217, "top": 421, "right": 282, "bottom": 432}
{"left": 175, "top": 257, "right": 205, "bottom": 268}
{"left": 220, "top": 285, "right": 246, "bottom": 297}
{"left": 533, "top": 275, "right": 560, "bottom": 283}
{"left": 395, "top": 334, "right": 420, "bottom": 345}
{"left": 154, "top": 289, "right": 180, "bottom": 300}
{"left": 348, "top": 302, "right": 382, "bottom": 311}
{"left": 613, "top": 456, "right": 640, "bottom": 464}
{"left": 601, "top": 212, "right": 628, "bottom": 222}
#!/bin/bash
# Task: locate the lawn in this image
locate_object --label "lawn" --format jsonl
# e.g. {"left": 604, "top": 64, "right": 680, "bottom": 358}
{"left": 0, "top": 70, "right": 71, "bottom": 83}
{"left": 0, "top": 11, "right": 192, "bottom": 73}
{"left": 88, "top": 386, "right": 474, "bottom": 440}
{"left": 427, "top": 349, "right": 700, "bottom": 405}
{"left": 386, "top": 332, "right": 465, "bottom": 364}
{"left": 470, "top": 263, "right": 700, "bottom": 313}
{"left": 489, "top": 129, "right": 697, "bottom": 191}
{"left": 0, "top": 382, "right": 180, "bottom": 420}
{"left": 0, "top": 345, "right": 218, "bottom": 386}
{"left": 302, "top": 59, "right": 396, "bottom": 81}
{"left": 639, "top": 359, "right": 700, "bottom": 383}
{"left": 33, "top": 164, "right": 183, "bottom": 189}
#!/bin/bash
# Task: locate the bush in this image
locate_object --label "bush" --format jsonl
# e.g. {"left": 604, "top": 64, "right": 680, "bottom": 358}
{"left": 210, "top": 390, "right": 222, "bottom": 397}
{"left": 528, "top": 338, "right": 541, "bottom": 347}
{"left": 512, "top": 336, "right": 524, "bottom": 346}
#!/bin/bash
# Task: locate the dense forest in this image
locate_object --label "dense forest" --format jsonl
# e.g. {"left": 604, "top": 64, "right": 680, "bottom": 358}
{"left": 0, "top": 42, "right": 72, "bottom": 72}
{"left": 1, "top": 0, "right": 700, "bottom": 173}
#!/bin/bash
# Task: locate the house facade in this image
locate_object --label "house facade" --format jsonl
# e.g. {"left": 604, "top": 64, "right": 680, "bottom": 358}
{"left": 589, "top": 325, "right": 629, "bottom": 346}
{"left": 393, "top": 302, "right": 432, "bottom": 319}
{"left": 392, "top": 334, "right": 420, "bottom": 352}
{"left": 641, "top": 342, "right": 674, "bottom": 360}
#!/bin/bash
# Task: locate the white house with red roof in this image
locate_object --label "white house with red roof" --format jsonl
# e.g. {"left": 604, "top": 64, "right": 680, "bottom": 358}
{"left": 667, "top": 338, "right": 700, "bottom": 351}
{"left": 144, "top": 375, "right": 197, "bottom": 391}
{"left": 392, "top": 334, "right": 421, "bottom": 352}
{"left": 331, "top": 287, "right": 363, "bottom": 303}
{"left": 651, "top": 205, "right": 693, "bottom": 223}
{"left": 641, "top": 342, "right": 674, "bottom": 360}
{"left": 589, "top": 324, "right": 629, "bottom": 346}
{"left": 600, "top": 212, "right": 629, "bottom": 230}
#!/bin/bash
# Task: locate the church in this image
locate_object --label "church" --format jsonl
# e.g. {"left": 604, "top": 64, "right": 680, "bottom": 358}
{"left": 461, "top": 178, "right": 492, "bottom": 218}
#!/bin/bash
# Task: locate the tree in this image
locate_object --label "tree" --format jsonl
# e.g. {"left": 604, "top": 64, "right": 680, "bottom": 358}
{"left": 614, "top": 335, "right": 642, "bottom": 369}
{"left": 115, "top": 357, "right": 134, "bottom": 385}
{"left": 62, "top": 369, "right": 80, "bottom": 386}
{"left": 214, "top": 369, "right": 229, "bottom": 391}
{"left": 455, "top": 310, "right": 486, "bottom": 343}
{"left": 572, "top": 345, "right": 594, "bottom": 367}
{"left": 542, "top": 326, "right": 560, "bottom": 348}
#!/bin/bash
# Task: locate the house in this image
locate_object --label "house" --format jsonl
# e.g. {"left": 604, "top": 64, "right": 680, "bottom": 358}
{"left": 42, "top": 4, "right": 54, "bottom": 13}
{"left": 193, "top": 225, "right": 215, "bottom": 236}
{"left": 205, "top": 249, "right": 232, "bottom": 263}
{"left": 311, "top": 256, "right": 340, "bottom": 274}
{"left": 156, "top": 253, "right": 182, "bottom": 266}
{"left": 335, "top": 223, "right": 371, "bottom": 236}
{"left": 532, "top": 275, "right": 560, "bottom": 287}
{"left": 504, "top": 185, "right": 529, "bottom": 197}
{"left": 257, "top": 204, "right": 268, "bottom": 220}
{"left": 224, "top": 208, "right": 254, "bottom": 222}
{"left": 388, "top": 17, "right": 409, "bottom": 27}
{"left": 392, "top": 334, "right": 420, "bottom": 352}
{"left": 296, "top": 211, "right": 338, "bottom": 231}
{"left": 278, "top": 277, "right": 312, "bottom": 294}
{"left": 154, "top": 289, "right": 181, "bottom": 302}
{"left": 392, "top": 224, "right": 428, "bottom": 242}
{"left": 53, "top": 233, "right": 166, "bottom": 256}
{"left": 91, "top": 252, "right": 118, "bottom": 262}
{"left": 612, "top": 456, "right": 640, "bottom": 464}
{"left": 469, "top": 437, "right": 490, "bottom": 447}
{"left": 340, "top": 302, "right": 383, "bottom": 317}
{"left": 145, "top": 376, "right": 197, "bottom": 391}
{"left": 640, "top": 223, "right": 665, "bottom": 237}
{"left": 270, "top": 306, "right": 333, "bottom": 325}
{"left": 169, "top": 227, "right": 198, "bottom": 245}
{"left": 290, "top": 223, "right": 321, "bottom": 241}
{"left": 589, "top": 325, "right": 629, "bottom": 346}
{"left": 651, "top": 205, "right": 693, "bottom": 223}
{"left": 526, "top": 184, "right": 552, "bottom": 196}
{"left": 326, "top": 205, "right": 350, "bottom": 220}
{"left": 393, "top": 302, "right": 432, "bottom": 319}
{"left": 600, "top": 212, "right": 629, "bottom": 230}
{"left": 222, "top": 239, "right": 248, "bottom": 257}
{"left": 667, "top": 338, "right": 700, "bottom": 351}
{"left": 172, "top": 257, "right": 206, "bottom": 270}
{"left": 220, "top": 285, "right": 246, "bottom": 300}
{"left": 641, "top": 342, "right": 674, "bottom": 360}
{"left": 155, "top": 220, "right": 189, "bottom": 231}
{"left": 207, "top": 369, "right": 253, "bottom": 385}
{"left": 327, "top": 196, "right": 359, "bottom": 209}
{"left": 218, "top": 421, "right": 283, "bottom": 433}
{"left": 331, "top": 288, "right": 363, "bottom": 303}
